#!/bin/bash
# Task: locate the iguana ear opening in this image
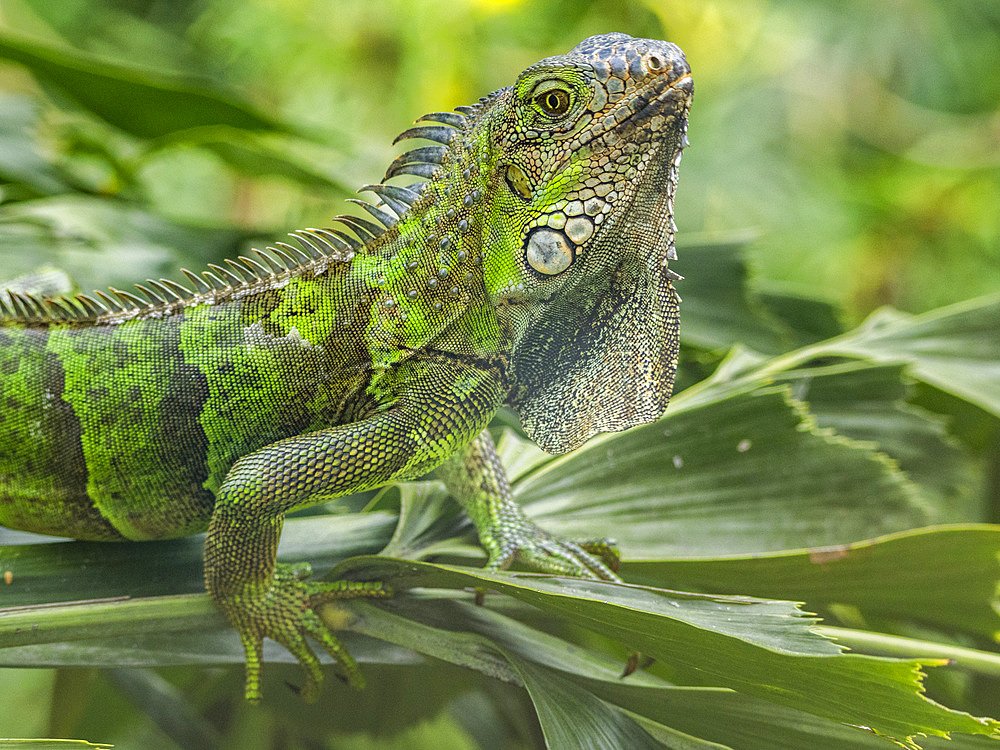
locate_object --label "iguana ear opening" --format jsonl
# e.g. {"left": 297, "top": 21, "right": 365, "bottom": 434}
{"left": 508, "top": 257, "right": 680, "bottom": 454}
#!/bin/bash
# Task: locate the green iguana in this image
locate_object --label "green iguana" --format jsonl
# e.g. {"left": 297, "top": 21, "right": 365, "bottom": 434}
{"left": 0, "top": 33, "right": 692, "bottom": 702}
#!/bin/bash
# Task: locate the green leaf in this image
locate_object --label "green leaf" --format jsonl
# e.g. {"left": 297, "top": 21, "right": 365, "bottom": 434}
{"left": 0, "top": 266, "right": 75, "bottom": 298}
{"left": 0, "top": 94, "right": 71, "bottom": 196}
{"left": 508, "top": 386, "right": 932, "bottom": 557}
{"left": 625, "top": 524, "right": 1000, "bottom": 641}
{"left": 378, "top": 483, "right": 471, "bottom": 561}
{"left": 758, "top": 284, "right": 844, "bottom": 346}
{"left": 182, "top": 129, "right": 352, "bottom": 191}
{"left": 334, "top": 558, "right": 1000, "bottom": 747}
{"left": 824, "top": 297, "right": 1000, "bottom": 417}
{"left": 104, "top": 668, "right": 220, "bottom": 749}
{"left": 0, "top": 195, "right": 254, "bottom": 292}
{"left": 0, "top": 594, "right": 220, "bottom": 651}
{"left": 814, "top": 628, "right": 1000, "bottom": 679}
{"left": 0, "top": 512, "right": 395, "bottom": 606}
{"left": 346, "top": 596, "right": 989, "bottom": 749}
{"left": 755, "top": 294, "right": 1000, "bottom": 421}
{"left": 345, "top": 599, "right": 719, "bottom": 747}
{"left": 589, "top": 683, "right": 1000, "bottom": 750}
{"left": 504, "top": 656, "right": 671, "bottom": 749}
{"left": 777, "top": 362, "right": 983, "bottom": 518}
{"left": 0, "top": 31, "right": 288, "bottom": 139}
{"left": 675, "top": 236, "right": 792, "bottom": 354}
{"left": 4, "top": 539, "right": 997, "bottom": 747}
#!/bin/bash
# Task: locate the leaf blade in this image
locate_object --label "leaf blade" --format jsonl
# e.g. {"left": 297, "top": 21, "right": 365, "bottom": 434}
{"left": 333, "top": 557, "right": 1000, "bottom": 747}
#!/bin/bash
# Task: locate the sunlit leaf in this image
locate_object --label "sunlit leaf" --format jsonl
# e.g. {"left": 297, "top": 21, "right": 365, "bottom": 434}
{"left": 814, "top": 628, "right": 1000, "bottom": 679}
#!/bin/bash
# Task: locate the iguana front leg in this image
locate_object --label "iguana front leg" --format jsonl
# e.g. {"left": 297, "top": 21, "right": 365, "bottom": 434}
{"left": 438, "top": 430, "right": 620, "bottom": 581}
{"left": 204, "top": 362, "right": 505, "bottom": 703}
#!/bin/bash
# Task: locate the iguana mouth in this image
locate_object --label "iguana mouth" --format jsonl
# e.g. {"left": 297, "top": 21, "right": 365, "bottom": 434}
{"left": 580, "top": 72, "right": 692, "bottom": 154}
{"left": 575, "top": 70, "right": 691, "bottom": 265}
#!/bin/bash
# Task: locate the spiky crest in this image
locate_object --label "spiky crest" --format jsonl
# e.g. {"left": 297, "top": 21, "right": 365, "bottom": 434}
{"left": 0, "top": 102, "right": 484, "bottom": 326}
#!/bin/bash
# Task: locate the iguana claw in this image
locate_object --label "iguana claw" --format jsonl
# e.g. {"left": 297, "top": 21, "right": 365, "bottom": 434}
{"left": 483, "top": 519, "right": 622, "bottom": 582}
{"left": 224, "top": 562, "right": 390, "bottom": 703}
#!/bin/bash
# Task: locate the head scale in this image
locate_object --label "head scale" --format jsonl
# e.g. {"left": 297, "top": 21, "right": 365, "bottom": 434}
{"left": 474, "top": 33, "right": 693, "bottom": 452}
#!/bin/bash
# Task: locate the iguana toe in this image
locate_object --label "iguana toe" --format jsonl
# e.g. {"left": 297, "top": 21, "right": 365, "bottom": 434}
{"left": 485, "top": 521, "right": 622, "bottom": 582}
{"left": 222, "top": 563, "right": 390, "bottom": 702}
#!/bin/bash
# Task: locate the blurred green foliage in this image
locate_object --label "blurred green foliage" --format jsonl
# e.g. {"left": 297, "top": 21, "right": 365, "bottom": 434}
{"left": 1, "top": 1, "right": 999, "bottom": 748}
{"left": 2, "top": 0, "right": 997, "bottom": 314}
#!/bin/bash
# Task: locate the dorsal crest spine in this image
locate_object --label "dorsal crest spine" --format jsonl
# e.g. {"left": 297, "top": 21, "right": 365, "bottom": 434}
{"left": 0, "top": 105, "right": 479, "bottom": 326}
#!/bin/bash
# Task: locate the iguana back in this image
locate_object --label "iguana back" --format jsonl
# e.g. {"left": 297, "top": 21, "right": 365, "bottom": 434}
{"left": 1, "top": 284, "right": 370, "bottom": 540}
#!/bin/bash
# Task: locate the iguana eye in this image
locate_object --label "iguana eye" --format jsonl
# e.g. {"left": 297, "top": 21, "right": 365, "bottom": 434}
{"left": 535, "top": 87, "right": 571, "bottom": 117}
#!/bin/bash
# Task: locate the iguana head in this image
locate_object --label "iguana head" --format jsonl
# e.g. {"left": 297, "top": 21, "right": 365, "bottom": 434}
{"left": 479, "top": 33, "right": 693, "bottom": 452}
{"left": 324, "top": 32, "right": 690, "bottom": 453}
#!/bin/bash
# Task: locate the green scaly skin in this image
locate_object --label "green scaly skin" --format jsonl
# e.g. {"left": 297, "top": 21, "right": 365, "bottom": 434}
{"left": 0, "top": 33, "right": 692, "bottom": 702}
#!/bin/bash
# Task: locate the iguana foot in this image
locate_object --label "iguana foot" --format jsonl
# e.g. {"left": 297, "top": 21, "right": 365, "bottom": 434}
{"left": 438, "top": 431, "right": 623, "bottom": 583}
{"left": 483, "top": 517, "right": 622, "bottom": 582}
{"left": 220, "top": 562, "right": 389, "bottom": 703}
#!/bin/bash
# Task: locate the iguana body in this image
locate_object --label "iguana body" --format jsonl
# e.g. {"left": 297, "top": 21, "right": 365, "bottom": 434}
{"left": 0, "top": 34, "right": 692, "bottom": 700}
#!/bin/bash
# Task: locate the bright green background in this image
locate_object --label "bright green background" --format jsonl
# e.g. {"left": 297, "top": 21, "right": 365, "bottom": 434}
{"left": 1, "top": 1, "right": 999, "bottom": 748}
{"left": 1, "top": 0, "right": 997, "bottom": 319}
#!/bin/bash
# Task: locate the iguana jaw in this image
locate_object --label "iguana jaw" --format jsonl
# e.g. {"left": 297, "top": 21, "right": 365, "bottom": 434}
{"left": 582, "top": 70, "right": 692, "bottom": 267}
{"left": 568, "top": 39, "right": 691, "bottom": 260}
{"left": 569, "top": 56, "right": 691, "bottom": 164}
